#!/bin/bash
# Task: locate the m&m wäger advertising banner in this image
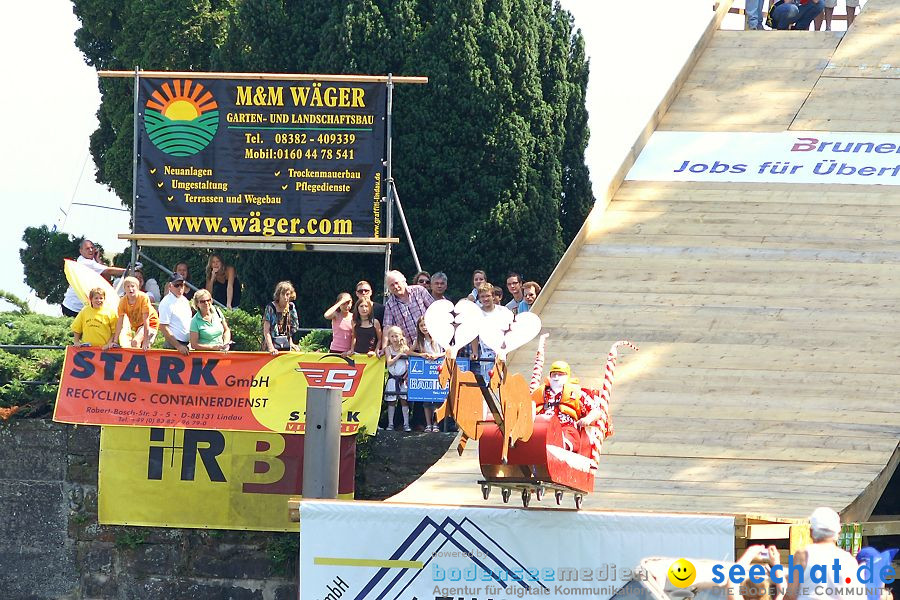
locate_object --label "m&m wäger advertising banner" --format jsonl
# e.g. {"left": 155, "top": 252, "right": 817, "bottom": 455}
{"left": 134, "top": 77, "right": 387, "bottom": 240}
{"left": 53, "top": 348, "right": 385, "bottom": 435}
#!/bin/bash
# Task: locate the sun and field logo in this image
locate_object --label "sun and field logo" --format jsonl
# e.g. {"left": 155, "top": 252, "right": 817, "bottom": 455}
{"left": 144, "top": 79, "right": 219, "bottom": 156}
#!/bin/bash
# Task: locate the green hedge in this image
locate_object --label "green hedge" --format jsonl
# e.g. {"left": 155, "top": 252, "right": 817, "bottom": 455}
{"left": 0, "top": 294, "right": 331, "bottom": 413}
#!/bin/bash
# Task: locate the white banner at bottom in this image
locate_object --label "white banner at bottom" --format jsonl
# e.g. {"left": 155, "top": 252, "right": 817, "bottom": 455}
{"left": 300, "top": 500, "right": 734, "bottom": 600}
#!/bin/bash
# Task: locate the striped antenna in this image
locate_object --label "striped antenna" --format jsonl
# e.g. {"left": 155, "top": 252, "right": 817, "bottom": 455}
{"left": 587, "top": 340, "right": 639, "bottom": 467}
{"left": 528, "top": 333, "right": 549, "bottom": 393}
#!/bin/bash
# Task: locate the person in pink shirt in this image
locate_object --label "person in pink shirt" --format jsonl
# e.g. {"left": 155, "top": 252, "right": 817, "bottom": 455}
{"left": 324, "top": 292, "right": 354, "bottom": 354}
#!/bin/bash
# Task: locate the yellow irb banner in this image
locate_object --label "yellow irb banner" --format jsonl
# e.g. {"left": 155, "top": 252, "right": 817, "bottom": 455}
{"left": 99, "top": 426, "right": 355, "bottom": 531}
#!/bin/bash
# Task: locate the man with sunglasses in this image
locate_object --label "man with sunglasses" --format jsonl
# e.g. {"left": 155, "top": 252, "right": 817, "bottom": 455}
{"left": 158, "top": 273, "right": 193, "bottom": 355}
{"left": 355, "top": 280, "right": 385, "bottom": 324}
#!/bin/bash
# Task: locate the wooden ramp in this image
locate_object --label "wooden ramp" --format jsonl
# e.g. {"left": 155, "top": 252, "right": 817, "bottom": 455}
{"left": 393, "top": 0, "right": 900, "bottom": 522}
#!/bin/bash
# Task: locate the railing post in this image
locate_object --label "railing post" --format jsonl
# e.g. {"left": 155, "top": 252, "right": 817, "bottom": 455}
{"left": 298, "top": 386, "right": 342, "bottom": 599}
{"left": 301, "top": 387, "right": 342, "bottom": 499}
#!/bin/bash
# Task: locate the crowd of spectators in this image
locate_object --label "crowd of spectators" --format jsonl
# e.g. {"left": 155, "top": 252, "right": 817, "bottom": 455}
{"left": 63, "top": 243, "right": 545, "bottom": 433}
{"left": 746, "top": 0, "right": 864, "bottom": 31}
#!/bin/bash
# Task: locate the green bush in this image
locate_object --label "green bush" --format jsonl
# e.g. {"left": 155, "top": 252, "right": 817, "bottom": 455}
{"left": 0, "top": 351, "right": 27, "bottom": 383}
{"left": 0, "top": 312, "right": 72, "bottom": 347}
{"left": 298, "top": 329, "right": 330, "bottom": 352}
{"left": 223, "top": 308, "right": 262, "bottom": 352}
{"left": 0, "top": 297, "right": 68, "bottom": 411}
{"left": 266, "top": 533, "right": 300, "bottom": 576}
{"left": 0, "top": 290, "right": 335, "bottom": 415}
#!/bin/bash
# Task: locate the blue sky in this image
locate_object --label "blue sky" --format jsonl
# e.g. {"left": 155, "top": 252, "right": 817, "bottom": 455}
{"left": 0, "top": 1, "right": 722, "bottom": 313}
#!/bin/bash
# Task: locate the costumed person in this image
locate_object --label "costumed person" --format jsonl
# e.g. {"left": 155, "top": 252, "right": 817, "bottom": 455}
{"left": 531, "top": 359, "right": 595, "bottom": 454}
{"left": 530, "top": 336, "right": 636, "bottom": 465}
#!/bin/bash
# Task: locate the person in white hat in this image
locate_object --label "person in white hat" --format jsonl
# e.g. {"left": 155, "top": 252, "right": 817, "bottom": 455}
{"left": 785, "top": 507, "right": 866, "bottom": 600}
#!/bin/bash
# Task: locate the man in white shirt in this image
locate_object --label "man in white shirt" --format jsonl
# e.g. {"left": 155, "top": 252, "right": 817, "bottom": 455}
{"left": 157, "top": 273, "right": 193, "bottom": 355}
{"left": 784, "top": 507, "right": 866, "bottom": 600}
{"left": 61, "top": 239, "right": 126, "bottom": 317}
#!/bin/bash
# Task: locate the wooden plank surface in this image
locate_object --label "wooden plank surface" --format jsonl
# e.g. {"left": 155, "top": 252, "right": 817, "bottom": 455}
{"left": 821, "top": 0, "right": 900, "bottom": 78}
{"left": 396, "top": 8, "right": 900, "bottom": 521}
{"left": 660, "top": 31, "right": 839, "bottom": 132}
{"left": 529, "top": 0, "right": 734, "bottom": 313}
{"left": 792, "top": 78, "right": 900, "bottom": 132}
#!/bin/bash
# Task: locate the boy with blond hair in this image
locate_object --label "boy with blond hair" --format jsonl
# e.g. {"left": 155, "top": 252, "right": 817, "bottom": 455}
{"left": 105, "top": 276, "right": 159, "bottom": 350}
{"left": 71, "top": 287, "right": 118, "bottom": 347}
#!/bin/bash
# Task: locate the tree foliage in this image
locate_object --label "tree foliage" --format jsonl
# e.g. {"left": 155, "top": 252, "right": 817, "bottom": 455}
{"left": 0, "top": 295, "right": 71, "bottom": 413}
{"left": 70, "top": 0, "right": 594, "bottom": 319}
{"left": 0, "top": 292, "right": 322, "bottom": 416}
{"left": 21, "top": 226, "right": 86, "bottom": 305}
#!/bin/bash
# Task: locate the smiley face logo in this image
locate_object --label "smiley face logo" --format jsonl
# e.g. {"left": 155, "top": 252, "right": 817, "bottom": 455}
{"left": 667, "top": 558, "right": 697, "bottom": 588}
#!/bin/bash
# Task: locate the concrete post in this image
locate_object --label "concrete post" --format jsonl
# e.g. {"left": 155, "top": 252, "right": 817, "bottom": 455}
{"left": 301, "top": 387, "right": 342, "bottom": 499}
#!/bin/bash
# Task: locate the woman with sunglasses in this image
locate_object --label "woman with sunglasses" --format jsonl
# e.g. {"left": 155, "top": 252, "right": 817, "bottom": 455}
{"left": 412, "top": 271, "right": 431, "bottom": 293}
{"left": 190, "top": 289, "right": 232, "bottom": 351}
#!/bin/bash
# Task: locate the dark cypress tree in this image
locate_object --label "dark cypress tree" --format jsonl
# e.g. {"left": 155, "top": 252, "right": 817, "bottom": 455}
{"left": 558, "top": 21, "right": 593, "bottom": 246}
{"left": 68, "top": 0, "right": 594, "bottom": 320}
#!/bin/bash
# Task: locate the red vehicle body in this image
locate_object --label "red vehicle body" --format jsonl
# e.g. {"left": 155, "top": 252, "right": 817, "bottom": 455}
{"left": 477, "top": 413, "right": 595, "bottom": 508}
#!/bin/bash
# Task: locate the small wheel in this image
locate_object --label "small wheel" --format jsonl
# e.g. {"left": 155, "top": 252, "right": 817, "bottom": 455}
{"left": 535, "top": 487, "right": 544, "bottom": 502}
{"left": 555, "top": 490, "right": 563, "bottom": 505}
{"left": 574, "top": 494, "right": 583, "bottom": 510}
{"left": 501, "top": 488, "right": 511, "bottom": 503}
{"left": 481, "top": 484, "right": 491, "bottom": 500}
{"left": 521, "top": 488, "right": 531, "bottom": 508}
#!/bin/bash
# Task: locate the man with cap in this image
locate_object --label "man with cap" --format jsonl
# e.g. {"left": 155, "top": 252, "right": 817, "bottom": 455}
{"left": 784, "top": 507, "right": 866, "bottom": 600}
{"left": 532, "top": 360, "right": 598, "bottom": 453}
{"left": 157, "top": 272, "right": 193, "bottom": 355}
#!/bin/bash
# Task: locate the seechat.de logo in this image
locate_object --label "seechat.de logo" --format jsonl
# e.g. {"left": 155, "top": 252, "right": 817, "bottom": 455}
{"left": 668, "top": 559, "right": 697, "bottom": 588}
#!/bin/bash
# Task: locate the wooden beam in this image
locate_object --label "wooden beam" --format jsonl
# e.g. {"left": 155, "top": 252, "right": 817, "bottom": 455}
{"left": 790, "top": 524, "right": 813, "bottom": 554}
{"left": 119, "top": 234, "right": 399, "bottom": 244}
{"left": 100, "top": 70, "right": 428, "bottom": 84}
{"left": 746, "top": 523, "right": 792, "bottom": 540}
{"left": 842, "top": 441, "right": 900, "bottom": 523}
{"left": 288, "top": 497, "right": 301, "bottom": 522}
{"left": 860, "top": 520, "right": 900, "bottom": 536}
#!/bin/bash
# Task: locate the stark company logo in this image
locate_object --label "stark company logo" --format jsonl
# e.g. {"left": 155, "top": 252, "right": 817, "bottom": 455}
{"left": 295, "top": 361, "right": 365, "bottom": 396}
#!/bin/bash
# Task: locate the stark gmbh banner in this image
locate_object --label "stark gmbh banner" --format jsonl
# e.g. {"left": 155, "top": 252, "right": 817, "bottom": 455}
{"left": 54, "top": 348, "right": 385, "bottom": 435}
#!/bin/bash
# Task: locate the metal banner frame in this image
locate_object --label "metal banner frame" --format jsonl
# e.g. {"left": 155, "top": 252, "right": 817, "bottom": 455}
{"left": 101, "top": 70, "right": 428, "bottom": 272}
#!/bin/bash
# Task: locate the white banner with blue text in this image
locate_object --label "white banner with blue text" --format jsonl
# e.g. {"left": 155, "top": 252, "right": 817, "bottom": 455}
{"left": 627, "top": 131, "right": 900, "bottom": 185}
{"left": 300, "top": 500, "right": 734, "bottom": 600}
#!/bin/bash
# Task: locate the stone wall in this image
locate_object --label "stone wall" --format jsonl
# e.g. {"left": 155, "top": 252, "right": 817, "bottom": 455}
{"left": 0, "top": 420, "right": 298, "bottom": 600}
{"left": 0, "top": 419, "right": 454, "bottom": 600}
